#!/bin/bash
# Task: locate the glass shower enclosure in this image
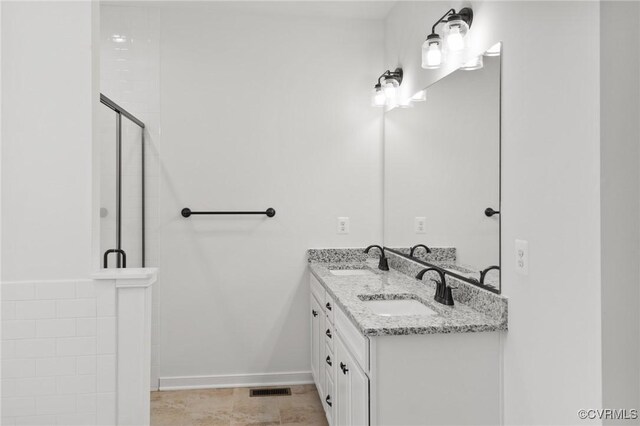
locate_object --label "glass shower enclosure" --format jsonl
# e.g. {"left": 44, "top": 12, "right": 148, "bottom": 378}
{"left": 99, "top": 94, "right": 146, "bottom": 268}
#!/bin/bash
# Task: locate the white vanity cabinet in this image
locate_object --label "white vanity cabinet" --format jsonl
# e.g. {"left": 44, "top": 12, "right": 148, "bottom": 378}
{"left": 310, "top": 273, "right": 502, "bottom": 426}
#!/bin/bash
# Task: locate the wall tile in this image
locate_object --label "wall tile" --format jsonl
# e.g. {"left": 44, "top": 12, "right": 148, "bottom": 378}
{"left": 55, "top": 337, "right": 96, "bottom": 357}
{"left": 3, "top": 320, "right": 36, "bottom": 340}
{"left": 3, "top": 397, "right": 36, "bottom": 417}
{"left": 3, "top": 283, "right": 35, "bottom": 301}
{"left": 14, "top": 339, "right": 55, "bottom": 358}
{"left": 35, "top": 395, "right": 76, "bottom": 415}
{"left": 96, "top": 355, "right": 115, "bottom": 393}
{"left": 56, "top": 299, "right": 96, "bottom": 319}
{"left": 35, "top": 358, "right": 76, "bottom": 377}
{"left": 3, "top": 302, "right": 17, "bottom": 320}
{"left": 76, "top": 318, "right": 97, "bottom": 337}
{"left": 56, "top": 375, "right": 96, "bottom": 395}
{"left": 76, "top": 356, "right": 97, "bottom": 375}
{"left": 15, "top": 301, "right": 55, "bottom": 320}
{"left": 96, "top": 318, "right": 115, "bottom": 354}
{"left": 34, "top": 282, "right": 76, "bottom": 300}
{"left": 2, "top": 359, "right": 36, "bottom": 379}
{"left": 75, "top": 281, "right": 96, "bottom": 299}
{"left": 96, "top": 392, "right": 116, "bottom": 426}
{"left": 35, "top": 319, "right": 76, "bottom": 338}
{"left": 14, "top": 377, "right": 56, "bottom": 397}
{"left": 14, "top": 415, "right": 57, "bottom": 426}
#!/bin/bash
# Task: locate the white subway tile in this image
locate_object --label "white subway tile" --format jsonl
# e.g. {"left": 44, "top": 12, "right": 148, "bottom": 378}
{"left": 3, "top": 378, "right": 18, "bottom": 396}
{"left": 75, "top": 281, "right": 96, "bottom": 299}
{"left": 55, "top": 375, "right": 95, "bottom": 395}
{"left": 14, "top": 377, "right": 56, "bottom": 396}
{"left": 76, "top": 318, "right": 96, "bottom": 337}
{"left": 15, "top": 301, "right": 55, "bottom": 320}
{"left": 3, "top": 302, "right": 17, "bottom": 320}
{"left": 35, "top": 319, "right": 76, "bottom": 338}
{"left": 2, "top": 359, "right": 36, "bottom": 378}
{"left": 96, "top": 318, "right": 115, "bottom": 354}
{"left": 14, "top": 415, "right": 57, "bottom": 426}
{"left": 35, "top": 395, "right": 75, "bottom": 415}
{"left": 2, "top": 416, "right": 17, "bottom": 426}
{"left": 55, "top": 299, "right": 96, "bottom": 319}
{"left": 34, "top": 282, "right": 76, "bottom": 300}
{"left": 3, "top": 283, "right": 35, "bottom": 301}
{"left": 55, "top": 413, "right": 96, "bottom": 426}
{"left": 35, "top": 357, "right": 76, "bottom": 377}
{"left": 55, "top": 337, "right": 96, "bottom": 357}
{"left": 3, "top": 397, "right": 36, "bottom": 417}
{"left": 14, "top": 339, "right": 55, "bottom": 358}
{"left": 76, "top": 356, "right": 96, "bottom": 375}
{"left": 3, "top": 320, "right": 36, "bottom": 340}
{"left": 75, "top": 394, "right": 97, "bottom": 413}
{"left": 96, "top": 355, "right": 115, "bottom": 393}
{"left": 96, "top": 392, "right": 115, "bottom": 426}
{"left": 4, "top": 340, "right": 17, "bottom": 358}
{"left": 95, "top": 283, "right": 116, "bottom": 316}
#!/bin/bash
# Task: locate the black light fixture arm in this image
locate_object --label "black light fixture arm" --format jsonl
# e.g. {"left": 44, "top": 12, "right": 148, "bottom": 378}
{"left": 377, "top": 68, "right": 404, "bottom": 86}
{"left": 431, "top": 8, "right": 456, "bottom": 34}
{"left": 429, "top": 7, "right": 473, "bottom": 35}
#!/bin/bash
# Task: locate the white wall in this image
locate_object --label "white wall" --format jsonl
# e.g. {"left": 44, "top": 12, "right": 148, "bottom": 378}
{"left": 156, "top": 3, "right": 384, "bottom": 386}
{"left": 384, "top": 2, "right": 602, "bottom": 424}
{"left": 1, "top": 2, "right": 108, "bottom": 424}
{"left": 600, "top": 1, "right": 640, "bottom": 419}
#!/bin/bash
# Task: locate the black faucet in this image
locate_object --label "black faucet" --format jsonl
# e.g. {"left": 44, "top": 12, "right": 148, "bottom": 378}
{"left": 103, "top": 249, "right": 127, "bottom": 269}
{"left": 416, "top": 267, "right": 454, "bottom": 306}
{"left": 364, "top": 245, "right": 389, "bottom": 271}
{"left": 409, "top": 244, "right": 432, "bottom": 258}
{"left": 479, "top": 265, "right": 500, "bottom": 285}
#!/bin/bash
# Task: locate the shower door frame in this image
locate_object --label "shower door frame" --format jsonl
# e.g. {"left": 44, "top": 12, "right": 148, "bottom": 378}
{"left": 100, "top": 93, "right": 146, "bottom": 268}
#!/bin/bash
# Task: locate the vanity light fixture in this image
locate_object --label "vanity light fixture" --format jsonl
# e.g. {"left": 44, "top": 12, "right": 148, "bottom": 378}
{"left": 460, "top": 55, "right": 483, "bottom": 71}
{"left": 371, "top": 68, "right": 404, "bottom": 107}
{"left": 421, "top": 7, "right": 473, "bottom": 70}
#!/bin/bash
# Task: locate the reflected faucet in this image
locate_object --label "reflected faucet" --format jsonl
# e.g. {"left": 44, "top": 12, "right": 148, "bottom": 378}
{"left": 103, "top": 249, "right": 127, "bottom": 269}
{"left": 416, "top": 267, "right": 454, "bottom": 306}
{"left": 364, "top": 245, "right": 389, "bottom": 271}
{"left": 409, "top": 244, "right": 432, "bottom": 258}
{"left": 479, "top": 265, "right": 500, "bottom": 285}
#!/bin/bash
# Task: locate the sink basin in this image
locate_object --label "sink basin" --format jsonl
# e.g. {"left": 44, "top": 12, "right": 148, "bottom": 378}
{"left": 363, "top": 299, "right": 436, "bottom": 317}
{"left": 329, "top": 269, "right": 375, "bottom": 276}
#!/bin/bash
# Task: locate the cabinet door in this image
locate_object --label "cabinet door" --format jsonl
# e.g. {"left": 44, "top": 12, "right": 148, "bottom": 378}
{"left": 310, "top": 294, "right": 322, "bottom": 384}
{"left": 336, "top": 334, "right": 369, "bottom": 426}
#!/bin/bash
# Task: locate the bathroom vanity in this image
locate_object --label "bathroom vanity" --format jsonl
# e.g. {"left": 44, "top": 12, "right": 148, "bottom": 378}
{"left": 308, "top": 250, "right": 507, "bottom": 426}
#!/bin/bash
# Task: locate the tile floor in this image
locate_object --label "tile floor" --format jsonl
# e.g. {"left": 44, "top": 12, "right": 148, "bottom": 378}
{"left": 151, "top": 384, "right": 329, "bottom": 426}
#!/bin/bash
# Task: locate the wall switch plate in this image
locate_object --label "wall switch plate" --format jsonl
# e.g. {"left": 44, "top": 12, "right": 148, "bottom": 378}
{"left": 337, "top": 217, "right": 350, "bottom": 234}
{"left": 415, "top": 217, "right": 426, "bottom": 234}
{"left": 515, "top": 239, "right": 529, "bottom": 275}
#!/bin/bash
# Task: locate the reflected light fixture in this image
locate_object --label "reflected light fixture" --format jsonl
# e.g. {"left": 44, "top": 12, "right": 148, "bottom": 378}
{"left": 111, "top": 34, "right": 127, "bottom": 43}
{"left": 411, "top": 90, "right": 427, "bottom": 102}
{"left": 460, "top": 55, "right": 483, "bottom": 71}
{"left": 421, "top": 8, "right": 473, "bottom": 70}
{"left": 484, "top": 42, "right": 502, "bottom": 57}
{"left": 371, "top": 68, "right": 403, "bottom": 107}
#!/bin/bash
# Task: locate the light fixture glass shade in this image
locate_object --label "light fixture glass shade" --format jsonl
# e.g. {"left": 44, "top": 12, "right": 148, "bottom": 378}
{"left": 443, "top": 17, "right": 469, "bottom": 52}
{"left": 484, "top": 42, "right": 502, "bottom": 57}
{"left": 460, "top": 55, "right": 483, "bottom": 71}
{"left": 382, "top": 77, "right": 399, "bottom": 102}
{"left": 371, "top": 85, "right": 386, "bottom": 107}
{"left": 421, "top": 35, "right": 443, "bottom": 69}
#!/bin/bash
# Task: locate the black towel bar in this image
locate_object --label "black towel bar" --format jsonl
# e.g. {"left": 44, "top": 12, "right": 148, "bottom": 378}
{"left": 181, "top": 208, "right": 276, "bottom": 218}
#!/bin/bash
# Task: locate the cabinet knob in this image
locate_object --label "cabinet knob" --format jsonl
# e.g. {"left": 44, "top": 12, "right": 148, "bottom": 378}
{"left": 340, "top": 362, "right": 349, "bottom": 375}
{"left": 325, "top": 395, "right": 332, "bottom": 407}
{"left": 312, "top": 310, "right": 318, "bottom": 317}
{"left": 325, "top": 302, "right": 332, "bottom": 311}
{"left": 325, "top": 329, "right": 332, "bottom": 338}
{"left": 326, "top": 356, "right": 332, "bottom": 366}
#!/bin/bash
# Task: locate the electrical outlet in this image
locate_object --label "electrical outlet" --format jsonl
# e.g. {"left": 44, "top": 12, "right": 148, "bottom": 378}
{"left": 515, "top": 239, "right": 529, "bottom": 275}
{"left": 415, "top": 217, "right": 426, "bottom": 234}
{"left": 337, "top": 217, "right": 350, "bottom": 234}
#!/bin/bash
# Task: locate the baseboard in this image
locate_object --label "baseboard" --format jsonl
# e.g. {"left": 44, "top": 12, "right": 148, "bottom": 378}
{"left": 158, "top": 371, "right": 314, "bottom": 391}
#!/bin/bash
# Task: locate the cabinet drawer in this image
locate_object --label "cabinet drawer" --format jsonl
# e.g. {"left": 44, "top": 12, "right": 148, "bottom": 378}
{"left": 324, "top": 292, "right": 336, "bottom": 324}
{"left": 324, "top": 319, "right": 334, "bottom": 352}
{"left": 335, "top": 305, "right": 369, "bottom": 372}
{"left": 310, "top": 274, "right": 325, "bottom": 304}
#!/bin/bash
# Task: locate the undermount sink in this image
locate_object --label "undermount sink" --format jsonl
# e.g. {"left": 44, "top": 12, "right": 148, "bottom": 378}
{"left": 329, "top": 269, "right": 375, "bottom": 276}
{"left": 362, "top": 299, "right": 436, "bottom": 317}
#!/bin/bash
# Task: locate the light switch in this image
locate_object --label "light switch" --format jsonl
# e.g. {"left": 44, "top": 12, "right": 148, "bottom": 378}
{"left": 415, "top": 217, "right": 426, "bottom": 234}
{"left": 337, "top": 217, "right": 350, "bottom": 234}
{"left": 515, "top": 239, "right": 529, "bottom": 275}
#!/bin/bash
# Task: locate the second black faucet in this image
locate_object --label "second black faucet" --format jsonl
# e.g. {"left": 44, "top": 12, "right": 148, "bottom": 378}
{"left": 364, "top": 245, "right": 389, "bottom": 271}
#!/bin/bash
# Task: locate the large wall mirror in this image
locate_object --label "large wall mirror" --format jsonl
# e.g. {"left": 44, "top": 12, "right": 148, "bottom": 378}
{"left": 384, "top": 43, "right": 502, "bottom": 293}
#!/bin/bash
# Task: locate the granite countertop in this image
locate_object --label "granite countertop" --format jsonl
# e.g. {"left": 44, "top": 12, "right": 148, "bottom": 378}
{"left": 309, "top": 259, "right": 507, "bottom": 337}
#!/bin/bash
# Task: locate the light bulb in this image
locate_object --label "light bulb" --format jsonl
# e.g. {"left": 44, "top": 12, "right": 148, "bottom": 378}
{"left": 371, "top": 85, "right": 386, "bottom": 107}
{"left": 460, "top": 55, "right": 483, "bottom": 71}
{"left": 382, "top": 77, "right": 399, "bottom": 102}
{"left": 421, "top": 34, "right": 443, "bottom": 69}
{"left": 443, "top": 16, "right": 469, "bottom": 52}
